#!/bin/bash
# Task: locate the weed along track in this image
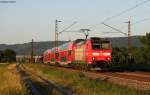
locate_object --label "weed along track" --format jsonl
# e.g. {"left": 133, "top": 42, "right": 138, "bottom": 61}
{"left": 17, "top": 64, "right": 74, "bottom": 95}
{"left": 42, "top": 64, "right": 150, "bottom": 91}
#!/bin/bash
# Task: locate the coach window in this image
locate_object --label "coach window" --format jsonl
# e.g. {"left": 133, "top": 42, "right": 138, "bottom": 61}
{"left": 55, "top": 53, "right": 59, "bottom": 57}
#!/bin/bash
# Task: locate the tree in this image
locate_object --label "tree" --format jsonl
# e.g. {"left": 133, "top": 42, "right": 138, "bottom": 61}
{"left": 132, "top": 47, "right": 146, "bottom": 64}
{"left": 134, "top": 33, "right": 150, "bottom": 64}
{"left": 141, "top": 33, "right": 150, "bottom": 45}
{"left": 112, "top": 47, "right": 128, "bottom": 65}
{"left": 0, "top": 50, "right": 3, "bottom": 62}
{"left": 3, "top": 49, "right": 16, "bottom": 62}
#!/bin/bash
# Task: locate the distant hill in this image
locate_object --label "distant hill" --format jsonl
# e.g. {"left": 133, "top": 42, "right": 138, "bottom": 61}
{"left": 0, "top": 36, "right": 143, "bottom": 55}
{"left": 107, "top": 36, "right": 143, "bottom": 47}
{"left": 0, "top": 41, "right": 68, "bottom": 55}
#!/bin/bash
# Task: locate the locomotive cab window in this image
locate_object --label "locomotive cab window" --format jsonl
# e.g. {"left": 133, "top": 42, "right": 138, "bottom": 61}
{"left": 91, "top": 38, "right": 110, "bottom": 50}
{"left": 101, "top": 42, "right": 110, "bottom": 50}
{"left": 92, "top": 43, "right": 101, "bottom": 50}
{"left": 91, "top": 38, "right": 101, "bottom": 50}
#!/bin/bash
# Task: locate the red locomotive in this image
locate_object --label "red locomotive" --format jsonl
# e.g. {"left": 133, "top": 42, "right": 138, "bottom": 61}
{"left": 43, "top": 37, "right": 112, "bottom": 68}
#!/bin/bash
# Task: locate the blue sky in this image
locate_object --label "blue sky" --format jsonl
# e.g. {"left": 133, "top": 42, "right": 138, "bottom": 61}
{"left": 0, "top": 0, "right": 150, "bottom": 44}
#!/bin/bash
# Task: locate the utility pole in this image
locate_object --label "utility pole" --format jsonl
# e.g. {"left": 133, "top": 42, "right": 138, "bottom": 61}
{"left": 31, "top": 39, "right": 34, "bottom": 63}
{"left": 55, "top": 20, "right": 61, "bottom": 63}
{"left": 55, "top": 20, "right": 61, "bottom": 52}
{"left": 125, "top": 21, "right": 132, "bottom": 59}
{"left": 55, "top": 20, "right": 77, "bottom": 50}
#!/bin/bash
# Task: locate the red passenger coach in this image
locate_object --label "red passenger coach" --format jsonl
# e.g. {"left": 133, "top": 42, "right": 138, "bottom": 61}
{"left": 58, "top": 42, "right": 74, "bottom": 65}
{"left": 43, "top": 37, "right": 112, "bottom": 68}
{"left": 43, "top": 49, "right": 51, "bottom": 63}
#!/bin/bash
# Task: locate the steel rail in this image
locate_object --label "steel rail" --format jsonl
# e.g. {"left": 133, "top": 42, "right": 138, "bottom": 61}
{"left": 20, "top": 64, "right": 74, "bottom": 95}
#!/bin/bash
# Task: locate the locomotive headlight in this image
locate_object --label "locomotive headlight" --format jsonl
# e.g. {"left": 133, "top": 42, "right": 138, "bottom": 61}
{"left": 103, "top": 53, "right": 111, "bottom": 56}
{"left": 92, "top": 52, "right": 100, "bottom": 56}
{"left": 107, "top": 57, "right": 110, "bottom": 60}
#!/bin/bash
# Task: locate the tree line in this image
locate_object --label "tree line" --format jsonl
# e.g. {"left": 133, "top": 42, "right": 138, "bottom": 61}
{"left": 112, "top": 32, "right": 150, "bottom": 71}
{"left": 0, "top": 49, "right": 16, "bottom": 62}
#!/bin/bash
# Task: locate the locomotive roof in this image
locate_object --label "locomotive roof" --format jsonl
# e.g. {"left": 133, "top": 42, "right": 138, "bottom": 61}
{"left": 90, "top": 37, "right": 103, "bottom": 40}
{"left": 90, "top": 37, "right": 110, "bottom": 41}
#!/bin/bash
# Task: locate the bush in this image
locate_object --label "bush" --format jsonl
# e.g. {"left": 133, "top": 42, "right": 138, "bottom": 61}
{"left": 0, "top": 49, "right": 16, "bottom": 62}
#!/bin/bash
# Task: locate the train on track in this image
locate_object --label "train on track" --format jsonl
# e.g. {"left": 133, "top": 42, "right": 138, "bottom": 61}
{"left": 43, "top": 37, "right": 112, "bottom": 69}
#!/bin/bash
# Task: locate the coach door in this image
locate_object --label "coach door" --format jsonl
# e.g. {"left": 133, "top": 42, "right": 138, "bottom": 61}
{"left": 55, "top": 52, "right": 59, "bottom": 62}
{"left": 67, "top": 50, "right": 72, "bottom": 63}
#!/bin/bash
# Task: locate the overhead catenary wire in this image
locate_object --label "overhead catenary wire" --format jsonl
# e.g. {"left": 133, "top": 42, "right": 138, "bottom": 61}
{"left": 102, "top": 17, "right": 150, "bottom": 35}
{"left": 119, "top": 17, "right": 150, "bottom": 29}
{"left": 89, "top": 0, "right": 150, "bottom": 29}
{"left": 102, "top": 0, "right": 150, "bottom": 22}
{"left": 102, "top": 22, "right": 127, "bottom": 35}
{"left": 59, "top": 21, "right": 77, "bottom": 34}
{"left": 132, "top": 17, "right": 150, "bottom": 25}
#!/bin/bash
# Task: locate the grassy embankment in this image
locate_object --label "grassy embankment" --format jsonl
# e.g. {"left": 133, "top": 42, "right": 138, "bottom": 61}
{"left": 24, "top": 63, "right": 150, "bottom": 95}
{"left": 0, "top": 63, "right": 27, "bottom": 95}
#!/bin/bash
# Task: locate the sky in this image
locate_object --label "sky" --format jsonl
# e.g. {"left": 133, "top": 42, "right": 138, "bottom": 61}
{"left": 0, "top": 0, "right": 150, "bottom": 44}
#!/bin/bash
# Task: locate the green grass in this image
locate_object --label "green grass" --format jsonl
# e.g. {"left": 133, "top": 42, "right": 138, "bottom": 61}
{"left": 25, "top": 64, "right": 150, "bottom": 95}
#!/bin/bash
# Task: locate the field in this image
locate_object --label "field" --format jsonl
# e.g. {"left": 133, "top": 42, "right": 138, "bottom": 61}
{"left": 0, "top": 64, "right": 27, "bottom": 95}
{"left": 24, "top": 63, "right": 150, "bottom": 95}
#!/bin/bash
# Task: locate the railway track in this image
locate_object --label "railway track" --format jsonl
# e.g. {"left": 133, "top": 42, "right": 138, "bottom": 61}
{"left": 114, "top": 72, "right": 150, "bottom": 81}
{"left": 16, "top": 64, "right": 42, "bottom": 95}
{"left": 44, "top": 64, "right": 150, "bottom": 90}
{"left": 118, "top": 71, "right": 150, "bottom": 78}
{"left": 17, "top": 64, "right": 74, "bottom": 95}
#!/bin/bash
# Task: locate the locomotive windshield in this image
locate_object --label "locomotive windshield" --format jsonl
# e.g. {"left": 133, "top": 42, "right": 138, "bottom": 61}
{"left": 91, "top": 38, "right": 110, "bottom": 50}
{"left": 101, "top": 41, "right": 110, "bottom": 50}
